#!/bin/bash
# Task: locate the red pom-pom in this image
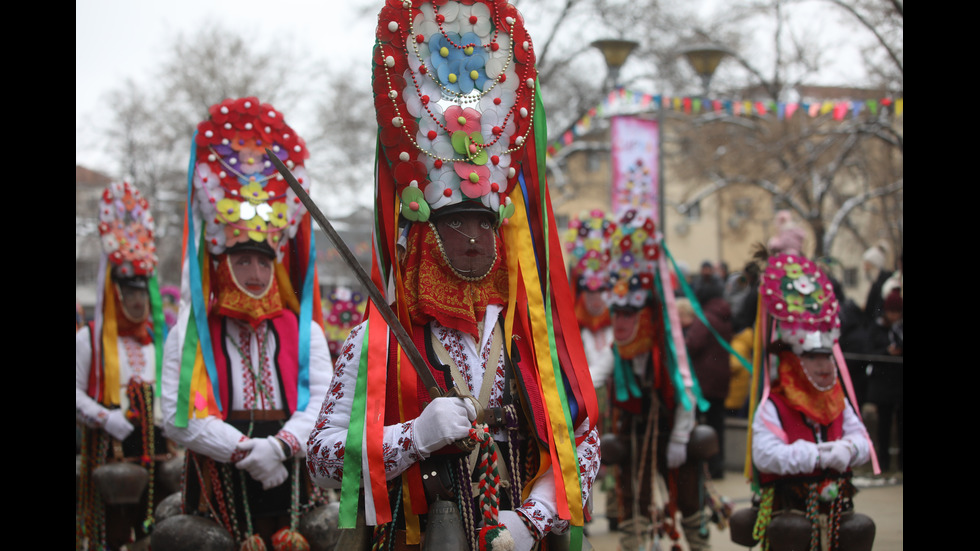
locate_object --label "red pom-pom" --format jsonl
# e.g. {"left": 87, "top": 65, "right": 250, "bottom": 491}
{"left": 271, "top": 528, "right": 310, "bottom": 551}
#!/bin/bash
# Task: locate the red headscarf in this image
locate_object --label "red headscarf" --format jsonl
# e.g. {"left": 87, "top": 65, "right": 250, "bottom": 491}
{"left": 772, "top": 350, "right": 845, "bottom": 426}
{"left": 401, "top": 222, "right": 508, "bottom": 339}
{"left": 212, "top": 254, "right": 284, "bottom": 328}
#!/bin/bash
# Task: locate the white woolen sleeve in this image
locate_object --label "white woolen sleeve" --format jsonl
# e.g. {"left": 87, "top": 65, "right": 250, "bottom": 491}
{"left": 76, "top": 326, "right": 112, "bottom": 428}
{"left": 306, "top": 321, "right": 425, "bottom": 489}
{"left": 751, "top": 400, "right": 819, "bottom": 475}
{"left": 517, "top": 420, "right": 601, "bottom": 537}
{"left": 581, "top": 327, "right": 614, "bottom": 387}
{"left": 838, "top": 401, "right": 872, "bottom": 468}
{"left": 160, "top": 309, "right": 249, "bottom": 462}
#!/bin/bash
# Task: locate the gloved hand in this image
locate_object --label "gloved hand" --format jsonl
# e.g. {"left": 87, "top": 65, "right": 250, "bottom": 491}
{"left": 235, "top": 436, "right": 288, "bottom": 490}
{"left": 412, "top": 397, "right": 478, "bottom": 455}
{"left": 497, "top": 510, "right": 536, "bottom": 551}
{"left": 104, "top": 409, "right": 134, "bottom": 441}
{"left": 818, "top": 441, "right": 854, "bottom": 472}
{"left": 666, "top": 440, "right": 688, "bottom": 469}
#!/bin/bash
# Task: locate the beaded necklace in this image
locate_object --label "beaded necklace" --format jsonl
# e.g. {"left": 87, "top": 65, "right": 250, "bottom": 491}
{"left": 228, "top": 321, "right": 276, "bottom": 434}
{"left": 428, "top": 220, "right": 498, "bottom": 282}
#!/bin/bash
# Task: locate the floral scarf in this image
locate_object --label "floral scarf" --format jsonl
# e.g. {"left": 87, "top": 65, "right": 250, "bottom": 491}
{"left": 402, "top": 222, "right": 508, "bottom": 339}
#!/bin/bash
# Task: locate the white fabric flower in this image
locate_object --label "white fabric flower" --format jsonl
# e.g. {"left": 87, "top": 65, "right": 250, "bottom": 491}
{"left": 423, "top": 164, "right": 461, "bottom": 210}
{"left": 456, "top": 2, "right": 491, "bottom": 39}
{"left": 485, "top": 33, "right": 511, "bottom": 79}
{"left": 404, "top": 69, "right": 444, "bottom": 119}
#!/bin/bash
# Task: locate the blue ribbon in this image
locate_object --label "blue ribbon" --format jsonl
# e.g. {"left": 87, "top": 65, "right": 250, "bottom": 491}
{"left": 185, "top": 134, "right": 222, "bottom": 412}
{"left": 297, "top": 231, "right": 317, "bottom": 411}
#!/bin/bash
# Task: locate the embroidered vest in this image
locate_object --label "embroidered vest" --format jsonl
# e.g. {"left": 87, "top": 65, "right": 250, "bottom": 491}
{"left": 382, "top": 322, "right": 551, "bottom": 448}
{"left": 209, "top": 312, "right": 300, "bottom": 419}
{"left": 758, "top": 393, "right": 845, "bottom": 485}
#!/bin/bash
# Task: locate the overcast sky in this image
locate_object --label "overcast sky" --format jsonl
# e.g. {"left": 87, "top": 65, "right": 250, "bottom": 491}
{"left": 76, "top": 0, "right": 379, "bottom": 173}
{"left": 77, "top": 0, "right": 876, "bottom": 176}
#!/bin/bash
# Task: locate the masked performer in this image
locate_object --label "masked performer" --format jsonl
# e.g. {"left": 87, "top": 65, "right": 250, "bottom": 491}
{"left": 160, "top": 97, "right": 333, "bottom": 550}
{"left": 602, "top": 208, "right": 720, "bottom": 551}
{"left": 730, "top": 251, "right": 877, "bottom": 551}
{"left": 76, "top": 181, "right": 171, "bottom": 550}
{"left": 307, "top": 3, "right": 600, "bottom": 550}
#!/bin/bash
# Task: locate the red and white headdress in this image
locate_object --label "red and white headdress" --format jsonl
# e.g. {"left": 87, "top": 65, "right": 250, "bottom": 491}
{"left": 191, "top": 97, "right": 311, "bottom": 261}
{"left": 373, "top": 0, "right": 538, "bottom": 225}
{"left": 98, "top": 181, "right": 157, "bottom": 278}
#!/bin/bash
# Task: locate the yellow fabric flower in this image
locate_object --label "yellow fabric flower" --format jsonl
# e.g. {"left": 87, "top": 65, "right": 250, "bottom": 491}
{"left": 269, "top": 202, "right": 290, "bottom": 229}
{"left": 245, "top": 216, "right": 268, "bottom": 242}
{"left": 240, "top": 182, "right": 270, "bottom": 205}
{"left": 216, "top": 198, "right": 242, "bottom": 223}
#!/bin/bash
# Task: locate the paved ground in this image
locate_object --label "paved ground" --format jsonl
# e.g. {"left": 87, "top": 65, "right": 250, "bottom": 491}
{"left": 582, "top": 464, "right": 903, "bottom": 550}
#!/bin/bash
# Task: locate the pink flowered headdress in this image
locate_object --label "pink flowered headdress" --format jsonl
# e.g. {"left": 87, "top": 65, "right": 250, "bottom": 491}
{"left": 761, "top": 252, "right": 841, "bottom": 355}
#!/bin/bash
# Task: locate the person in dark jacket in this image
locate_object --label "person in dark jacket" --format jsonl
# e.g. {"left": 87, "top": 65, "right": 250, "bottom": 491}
{"left": 865, "top": 289, "right": 903, "bottom": 473}
{"left": 683, "top": 279, "right": 734, "bottom": 479}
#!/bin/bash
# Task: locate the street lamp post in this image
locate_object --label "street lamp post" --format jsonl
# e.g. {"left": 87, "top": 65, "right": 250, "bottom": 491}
{"left": 592, "top": 39, "right": 639, "bottom": 91}
{"left": 678, "top": 42, "right": 732, "bottom": 97}
{"left": 678, "top": 42, "right": 731, "bottom": 264}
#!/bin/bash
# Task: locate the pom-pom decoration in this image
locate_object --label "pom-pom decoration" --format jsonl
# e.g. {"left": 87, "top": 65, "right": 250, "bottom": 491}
{"left": 271, "top": 527, "right": 310, "bottom": 551}
{"left": 478, "top": 523, "right": 515, "bottom": 551}
{"left": 239, "top": 533, "right": 268, "bottom": 551}
{"left": 98, "top": 181, "right": 158, "bottom": 277}
{"left": 192, "top": 97, "right": 311, "bottom": 261}
{"left": 373, "top": 0, "right": 538, "bottom": 223}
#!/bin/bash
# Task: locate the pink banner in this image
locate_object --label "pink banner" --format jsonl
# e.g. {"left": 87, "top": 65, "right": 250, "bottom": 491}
{"left": 610, "top": 116, "right": 660, "bottom": 224}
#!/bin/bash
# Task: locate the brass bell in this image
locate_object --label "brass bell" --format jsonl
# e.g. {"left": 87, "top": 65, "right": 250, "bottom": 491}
{"left": 92, "top": 462, "right": 149, "bottom": 504}
{"left": 299, "top": 500, "right": 341, "bottom": 551}
{"left": 421, "top": 499, "right": 468, "bottom": 551}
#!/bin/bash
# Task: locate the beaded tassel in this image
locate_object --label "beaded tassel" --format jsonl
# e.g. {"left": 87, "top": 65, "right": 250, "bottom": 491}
{"left": 805, "top": 483, "right": 820, "bottom": 551}
{"left": 752, "top": 486, "right": 774, "bottom": 551}
{"left": 271, "top": 458, "right": 311, "bottom": 551}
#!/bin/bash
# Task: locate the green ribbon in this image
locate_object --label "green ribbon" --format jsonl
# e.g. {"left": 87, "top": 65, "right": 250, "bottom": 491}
{"left": 611, "top": 345, "right": 643, "bottom": 403}
{"left": 653, "top": 269, "right": 708, "bottom": 412}
{"left": 147, "top": 274, "right": 166, "bottom": 396}
{"left": 338, "top": 319, "right": 371, "bottom": 529}
{"left": 663, "top": 245, "right": 753, "bottom": 375}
